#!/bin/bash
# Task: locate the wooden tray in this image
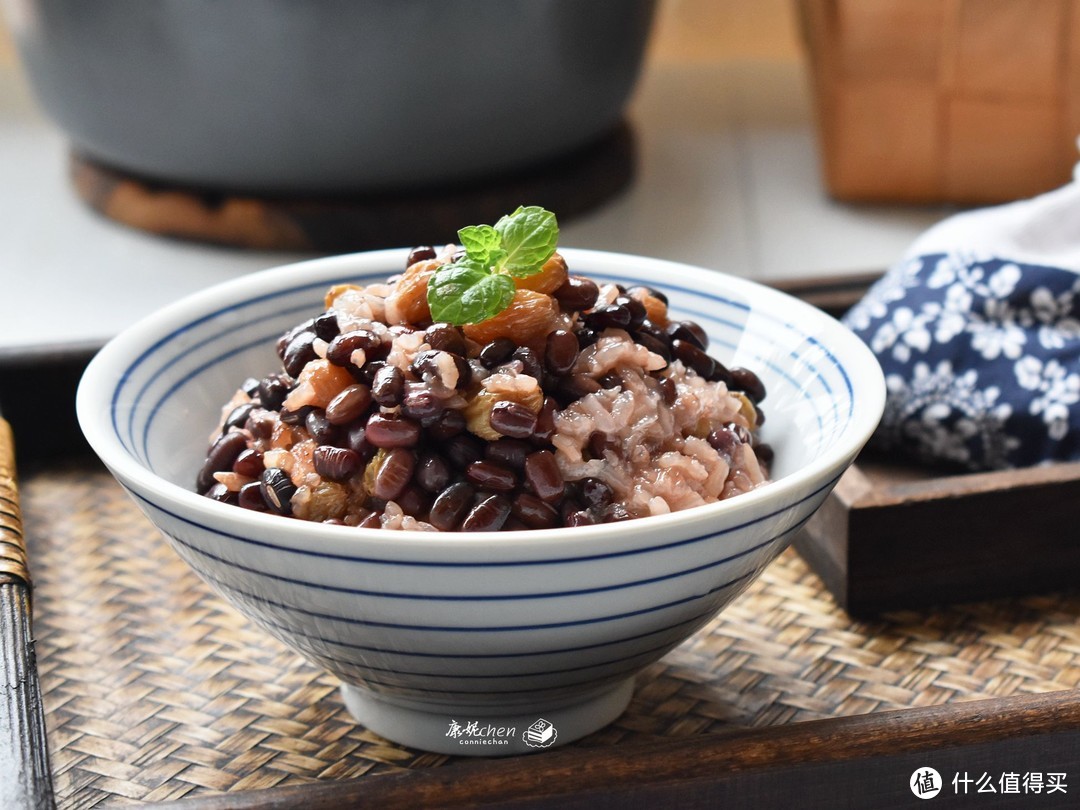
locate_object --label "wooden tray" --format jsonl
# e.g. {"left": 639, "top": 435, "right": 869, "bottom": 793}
{"left": 4, "top": 275, "right": 1080, "bottom": 808}
{"left": 772, "top": 273, "right": 1080, "bottom": 617}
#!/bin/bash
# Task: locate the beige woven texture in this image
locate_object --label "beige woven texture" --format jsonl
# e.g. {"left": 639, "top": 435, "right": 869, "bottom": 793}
{"left": 22, "top": 466, "right": 1080, "bottom": 808}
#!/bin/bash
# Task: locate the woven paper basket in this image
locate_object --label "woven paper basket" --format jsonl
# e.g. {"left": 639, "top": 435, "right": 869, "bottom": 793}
{"left": 797, "top": 0, "right": 1080, "bottom": 204}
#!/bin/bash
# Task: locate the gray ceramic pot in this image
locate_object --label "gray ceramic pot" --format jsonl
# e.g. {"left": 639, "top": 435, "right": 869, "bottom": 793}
{"left": 7, "top": 0, "right": 656, "bottom": 194}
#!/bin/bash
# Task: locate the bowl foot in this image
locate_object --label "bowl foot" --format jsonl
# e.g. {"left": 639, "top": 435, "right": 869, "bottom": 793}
{"left": 340, "top": 678, "right": 635, "bottom": 756}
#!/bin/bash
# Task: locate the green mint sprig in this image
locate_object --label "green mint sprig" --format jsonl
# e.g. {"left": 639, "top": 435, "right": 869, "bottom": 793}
{"left": 427, "top": 205, "right": 559, "bottom": 325}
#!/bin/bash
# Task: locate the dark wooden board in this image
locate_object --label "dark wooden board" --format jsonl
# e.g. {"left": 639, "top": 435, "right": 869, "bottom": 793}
{"left": 772, "top": 272, "right": 1080, "bottom": 616}
{"left": 156, "top": 691, "right": 1080, "bottom": 809}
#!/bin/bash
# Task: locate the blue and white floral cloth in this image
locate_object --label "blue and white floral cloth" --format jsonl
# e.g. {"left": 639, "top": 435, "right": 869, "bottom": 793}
{"left": 843, "top": 181, "right": 1080, "bottom": 471}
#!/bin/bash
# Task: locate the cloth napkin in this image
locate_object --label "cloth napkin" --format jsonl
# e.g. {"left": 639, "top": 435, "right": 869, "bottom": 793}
{"left": 842, "top": 178, "right": 1080, "bottom": 471}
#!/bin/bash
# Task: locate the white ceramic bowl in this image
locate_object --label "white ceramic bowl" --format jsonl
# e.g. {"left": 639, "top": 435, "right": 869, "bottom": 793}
{"left": 76, "top": 248, "right": 884, "bottom": 756}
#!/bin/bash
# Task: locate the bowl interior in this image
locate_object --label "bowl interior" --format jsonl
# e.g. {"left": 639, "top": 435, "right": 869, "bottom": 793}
{"left": 84, "top": 248, "right": 881, "bottom": 529}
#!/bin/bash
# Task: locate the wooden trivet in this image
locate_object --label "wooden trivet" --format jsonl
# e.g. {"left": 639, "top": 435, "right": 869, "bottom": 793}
{"left": 69, "top": 123, "right": 636, "bottom": 253}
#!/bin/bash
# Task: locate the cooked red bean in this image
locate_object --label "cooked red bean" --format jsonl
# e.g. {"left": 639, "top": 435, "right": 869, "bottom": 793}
{"left": 277, "top": 318, "right": 313, "bottom": 358}
{"left": 708, "top": 361, "right": 734, "bottom": 387}
{"left": 237, "top": 481, "right": 266, "bottom": 511}
{"left": 424, "top": 324, "right": 467, "bottom": 356}
{"left": 755, "top": 443, "right": 774, "bottom": 465}
{"left": 585, "top": 304, "right": 632, "bottom": 331}
{"left": 575, "top": 326, "right": 600, "bottom": 348}
{"left": 460, "top": 494, "right": 512, "bottom": 532}
{"left": 371, "top": 365, "right": 405, "bottom": 407}
{"left": 313, "top": 445, "right": 362, "bottom": 482}
{"left": 257, "top": 375, "right": 289, "bottom": 410}
{"left": 532, "top": 397, "right": 558, "bottom": 443}
{"left": 565, "top": 509, "right": 597, "bottom": 527}
{"left": 444, "top": 434, "right": 484, "bottom": 468}
{"left": 556, "top": 373, "right": 601, "bottom": 404}
{"left": 553, "top": 275, "right": 599, "bottom": 310}
{"left": 672, "top": 339, "right": 716, "bottom": 379}
{"left": 428, "top": 482, "right": 474, "bottom": 531}
{"left": 396, "top": 485, "right": 430, "bottom": 517}
{"left": 313, "top": 311, "right": 340, "bottom": 342}
{"left": 658, "top": 376, "right": 677, "bottom": 406}
{"left": 594, "top": 432, "right": 624, "bottom": 460}
{"left": 283, "top": 331, "right": 318, "bottom": 377}
{"left": 232, "top": 448, "right": 264, "bottom": 479}
{"left": 707, "top": 423, "right": 751, "bottom": 459}
{"left": 603, "top": 503, "right": 633, "bottom": 522}
{"left": 580, "top": 478, "right": 614, "bottom": 510}
{"left": 407, "top": 246, "right": 437, "bottom": 266}
{"left": 730, "top": 367, "right": 766, "bottom": 403}
{"left": 479, "top": 337, "right": 516, "bottom": 368}
{"left": 358, "top": 512, "right": 383, "bottom": 529}
{"left": 245, "top": 410, "right": 275, "bottom": 441}
{"left": 631, "top": 331, "right": 671, "bottom": 364}
{"left": 485, "top": 438, "right": 531, "bottom": 470}
{"left": 345, "top": 423, "right": 377, "bottom": 462}
{"left": 666, "top": 320, "right": 708, "bottom": 350}
{"left": 511, "top": 493, "right": 559, "bottom": 529}
{"left": 198, "top": 430, "right": 249, "bottom": 490}
{"left": 365, "top": 414, "right": 421, "bottom": 448}
{"left": 426, "top": 408, "right": 466, "bottom": 441}
{"left": 327, "top": 330, "right": 381, "bottom": 367}
{"left": 260, "top": 468, "right": 296, "bottom": 515}
{"left": 401, "top": 389, "right": 445, "bottom": 423}
{"left": 305, "top": 409, "right": 339, "bottom": 445}
{"left": 465, "top": 460, "right": 517, "bottom": 492}
{"left": 279, "top": 405, "right": 311, "bottom": 426}
{"left": 489, "top": 401, "right": 538, "bottom": 439}
{"left": 326, "top": 384, "right": 372, "bottom": 425}
{"left": 224, "top": 402, "right": 255, "bottom": 431}
{"left": 373, "top": 447, "right": 416, "bottom": 500}
{"left": 415, "top": 453, "right": 453, "bottom": 493}
{"left": 411, "top": 350, "right": 444, "bottom": 380}
{"left": 410, "top": 349, "right": 471, "bottom": 390}
{"left": 204, "top": 482, "right": 233, "bottom": 502}
{"left": 544, "top": 329, "right": 579, "bottom": 375}
{"left": 511, "top": 347, "right": 543, "bottom": 380}
{"left": 524, "top": 450, "right": 563, "bottom": 502}
{"left": 614, "top": 295, "right": 647, "bottom": 329}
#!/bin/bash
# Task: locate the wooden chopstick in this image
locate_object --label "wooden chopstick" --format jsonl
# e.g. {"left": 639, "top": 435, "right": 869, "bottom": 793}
{"left": 0, "top": 416, "right": 55, "bottom": 809}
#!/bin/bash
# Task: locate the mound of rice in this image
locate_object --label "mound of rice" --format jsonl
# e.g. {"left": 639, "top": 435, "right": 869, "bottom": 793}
{"left": 197, "top": 245, "right": 771, "bottom": 531}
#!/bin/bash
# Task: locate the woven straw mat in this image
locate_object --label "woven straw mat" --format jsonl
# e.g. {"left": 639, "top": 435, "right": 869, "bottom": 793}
{"left": 20, "top": 464, "right": 1080, "bottom": 807}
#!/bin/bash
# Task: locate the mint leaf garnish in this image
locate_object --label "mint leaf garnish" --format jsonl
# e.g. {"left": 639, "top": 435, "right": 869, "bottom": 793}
{"left": 425, "top": 205, "right": 559, "bottom": 325}
{"left": 428, "top": 262, "right": 516, "bottom": 326}
{"left": 457, "top": 224, "right": 501, "bottom": 264}
{"left": 494, "top": 206, "right": 558, "bottom": 277}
